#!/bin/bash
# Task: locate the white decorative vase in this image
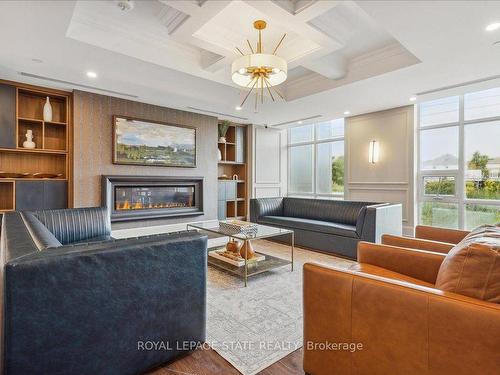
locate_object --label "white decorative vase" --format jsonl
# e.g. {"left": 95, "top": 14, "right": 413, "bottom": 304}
{"left": 218, "top": 136, "right": 226, "bottom": 143}
{"left": 43, "top": 96, "right": 53, "bottom": 122}
{"left": 23, "top": 129, "right": 36, "bottom": 149}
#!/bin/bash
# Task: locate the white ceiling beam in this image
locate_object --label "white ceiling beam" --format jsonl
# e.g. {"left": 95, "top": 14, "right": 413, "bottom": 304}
{"left": 302, "top": 53, "right": 348, "bottom": 80}
{"left": 292, "top": 0, "right": 342, "bottom": 22}
{"left": 159, "top": 0, "right": 236, "bottom": 73}
{"left": 244, "top": 0, "right": 343, "bottom": 50}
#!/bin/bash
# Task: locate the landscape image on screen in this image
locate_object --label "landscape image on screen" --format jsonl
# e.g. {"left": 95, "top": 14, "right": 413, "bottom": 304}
{"left": 114, "top": 117, "right": 195, "bottom": 167}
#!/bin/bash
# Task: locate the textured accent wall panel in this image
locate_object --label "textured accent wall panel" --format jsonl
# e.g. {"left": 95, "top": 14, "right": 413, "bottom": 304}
{"left": 72, "top": 90, "right": 218, "bottom": 229}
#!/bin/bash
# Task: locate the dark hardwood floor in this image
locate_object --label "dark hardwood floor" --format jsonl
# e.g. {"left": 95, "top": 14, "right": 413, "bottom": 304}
{"left": 147, "top": 347, "right": 304, "bottom": 375}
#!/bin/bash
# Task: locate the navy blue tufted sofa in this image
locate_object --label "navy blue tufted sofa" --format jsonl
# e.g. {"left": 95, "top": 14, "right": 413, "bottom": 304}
{"left": 250, "top": 197, "right": 402, "bottom": 259}
{"left": 0, "top": 207, "right": 207, "bottom": 375}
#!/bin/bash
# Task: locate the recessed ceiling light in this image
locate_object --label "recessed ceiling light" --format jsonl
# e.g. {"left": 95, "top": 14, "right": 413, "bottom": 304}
{"left": 486, "top": 22, "right": 500, "bottom": 32}
{"left": 297, "top": 120, "right": 303, "bottom": 124}
{"left": 343, "top": 111, "right": 350, "bottom": 115}
{"left": 409, "top": 96, "right": 417, "bottom": 102}
{"left": 86, "top": 71, "right": 97, "bottom": 78}
{"left": 235, "top": 106, "right": 242, "bottom": 111}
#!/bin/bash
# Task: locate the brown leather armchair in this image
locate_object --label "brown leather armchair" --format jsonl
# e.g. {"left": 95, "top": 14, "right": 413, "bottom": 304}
{"left": 303, "top": 226, "right": 500, "bottom": 375}
{"left": 382, "top": 225, "right": 469, "bottom": 252}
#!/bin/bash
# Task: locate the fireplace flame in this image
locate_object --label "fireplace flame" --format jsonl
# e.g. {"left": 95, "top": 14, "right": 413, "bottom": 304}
{"left": 115, "top": 200, "right": 191, "bottom": 211}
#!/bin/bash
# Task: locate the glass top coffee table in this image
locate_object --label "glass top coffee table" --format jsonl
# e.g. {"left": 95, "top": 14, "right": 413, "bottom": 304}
{"left": 187, "top": 222, "right": 294, "bottom": 287}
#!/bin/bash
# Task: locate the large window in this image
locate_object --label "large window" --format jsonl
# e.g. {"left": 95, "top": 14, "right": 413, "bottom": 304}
{"left": 288, "top": 119, "right": 344, "bottom": 198}
{"left": 418, "top": 87, "right": 500, "bottom": 230}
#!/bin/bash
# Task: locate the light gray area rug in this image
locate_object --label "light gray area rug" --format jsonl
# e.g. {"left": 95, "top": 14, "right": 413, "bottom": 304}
{"left": 206, "top": 240, "right": 354, "bottom": 375}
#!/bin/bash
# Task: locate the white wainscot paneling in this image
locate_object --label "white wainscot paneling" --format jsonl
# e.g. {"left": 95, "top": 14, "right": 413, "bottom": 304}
{"left": 255, "top": 187, "right": 281, "bottom": 198}
{"left": 255, "top": 127, "right": 281, "bottom": 184}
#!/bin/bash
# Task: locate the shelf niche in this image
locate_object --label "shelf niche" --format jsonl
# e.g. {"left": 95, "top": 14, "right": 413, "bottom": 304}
{"left": 0, "top": 150, "right": 66, "bottom": 179}
{"left": 44, "top": 123, "right": 67, "bottom": 151}
{"left": 0, "top": 181, "right": 14, "bottom": 211}
{"left": 17, "top": 119, "right": 43, "bottom": 149}
{"left": 18, "top": 89, "right": 67, "bottom": 124}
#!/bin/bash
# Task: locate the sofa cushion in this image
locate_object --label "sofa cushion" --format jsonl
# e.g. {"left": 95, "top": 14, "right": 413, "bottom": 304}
{"left": 282, "top": 198, "right": 373, "bottom": 226}
{"left": 435, "top": 224, "right": 500, "bottom": 303}
{"left": 260, "top": 215, "right": 359, "bottom": 238}
{"left": 350, "top": 263, "right": 435, "bottom": 288}
{"left": 31, "top": 207, "right": 111, "bottom": 245}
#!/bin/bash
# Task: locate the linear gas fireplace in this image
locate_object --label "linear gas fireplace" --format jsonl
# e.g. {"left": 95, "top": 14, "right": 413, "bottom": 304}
{"left": 102, "top": 175, "right": 204, "bottom": 222}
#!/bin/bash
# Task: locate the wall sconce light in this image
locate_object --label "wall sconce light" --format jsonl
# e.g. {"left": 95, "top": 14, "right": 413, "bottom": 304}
{"left": 368, "top": 140, "right": 379, "bottom": 164}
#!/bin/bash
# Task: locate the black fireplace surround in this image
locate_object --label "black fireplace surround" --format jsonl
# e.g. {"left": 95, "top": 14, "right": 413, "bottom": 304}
{"left": 102, "top": 175, "right": 204, "bottom": 222}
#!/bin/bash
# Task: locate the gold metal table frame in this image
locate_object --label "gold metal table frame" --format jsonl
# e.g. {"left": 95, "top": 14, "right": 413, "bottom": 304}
{"left": 186, "top": 223, "right": 294, "bottom": 287}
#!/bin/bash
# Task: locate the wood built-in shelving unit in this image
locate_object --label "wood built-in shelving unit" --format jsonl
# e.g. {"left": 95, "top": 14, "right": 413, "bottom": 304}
{"left": 0, "top": 81, "right": 72, "bottom": 212}
{"left": 16, "top": 88, "right": 68, "bottom": 151}
{"left": 0, "top": 181, "right": 15, "bottom": 211}
{"left": 218, "top": 123, "right": 248, "bottom": 221}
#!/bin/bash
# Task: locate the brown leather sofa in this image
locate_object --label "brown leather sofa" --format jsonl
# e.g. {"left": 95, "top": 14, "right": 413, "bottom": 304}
{"left": 303, "top": 225, "right": 500, "bottom": 375}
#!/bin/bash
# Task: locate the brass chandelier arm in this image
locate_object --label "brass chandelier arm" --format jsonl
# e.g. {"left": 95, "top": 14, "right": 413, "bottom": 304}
{"left": 245, "top": 76, "right": 256, "bottom": 88}
{"left": 255, "top": 86, "right": 258, "bottom": 112}
{"left": 261, "top": 77, "right": 264, "bottom": 104}
{"left": 264, "top": 77, "right": 284, "bottom": 100}
{"left": 263, "top": 79, "right": 275, "bottom": 102}
{"left": 273, "top": 33, "right": 287, "bottom": 55}
{"left": 240, "top": 77, "right": 258, "bottom": 108}
{"left": 235, "top": 47, "right": 245, "bottom": 56}
{"left": 258, "top": 29, "right": 262, "bottom": 53}
{"left": 246, "top": 40, "right": 255, "bottom": 54}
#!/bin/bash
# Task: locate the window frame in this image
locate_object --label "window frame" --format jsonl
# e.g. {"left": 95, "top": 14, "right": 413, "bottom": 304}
{"left": 417, "top": 93, "right": 500, "bottom": 229}
{"left": 287, "top": 120, "right": 345, "bottom": 199}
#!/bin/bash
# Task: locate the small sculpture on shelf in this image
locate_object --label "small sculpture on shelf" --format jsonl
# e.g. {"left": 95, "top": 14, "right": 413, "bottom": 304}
{"left": 218, "top": 120, "right": 230, "bottom": 143}
{"left": 22, "top": 129, "right": 36, "bottom": 149}
{"left": 43, "top": 96, "right": 52, "bottom": 122}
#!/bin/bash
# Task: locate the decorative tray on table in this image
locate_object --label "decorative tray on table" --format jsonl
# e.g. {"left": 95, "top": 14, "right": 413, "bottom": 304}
{"left": 208, "top": 248, "right": 265, "bottom": 267}
{"left": 219, "top": 219, "right": 258, "bottom": 235}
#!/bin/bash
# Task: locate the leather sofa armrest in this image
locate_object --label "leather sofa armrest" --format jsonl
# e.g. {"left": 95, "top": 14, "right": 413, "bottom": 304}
{"left": 303, "top": 262, "right": 500, "bottom": 375}
{"left": 359, "top": 203, "right": 402, "bottom": 242}
{"left": 415, "top": 225, "right": 469, "bottom": 244}
{"left": 21, "top": 212, "right": 62, "bottom": 250}
{"left": 357, "top": 241, "right": 445, "bottom": 284}
{"left": 382, "top": 234, "right": 454, "bottom": 254}
{"left": 250, "top": 197, "right": 284, "bottom": 222}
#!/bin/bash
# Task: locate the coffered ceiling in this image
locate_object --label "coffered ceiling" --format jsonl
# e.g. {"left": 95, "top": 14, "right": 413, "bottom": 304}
{"left": 66, "top": 0, "right": 418, "bottom": 101}
{"left": 0, "top": 1, "right": 499, "bottom": 126}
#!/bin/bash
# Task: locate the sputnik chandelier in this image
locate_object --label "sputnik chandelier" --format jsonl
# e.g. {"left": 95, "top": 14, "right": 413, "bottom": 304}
{"left": 231, "top": 20, "right": 287, "bottom": 112}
